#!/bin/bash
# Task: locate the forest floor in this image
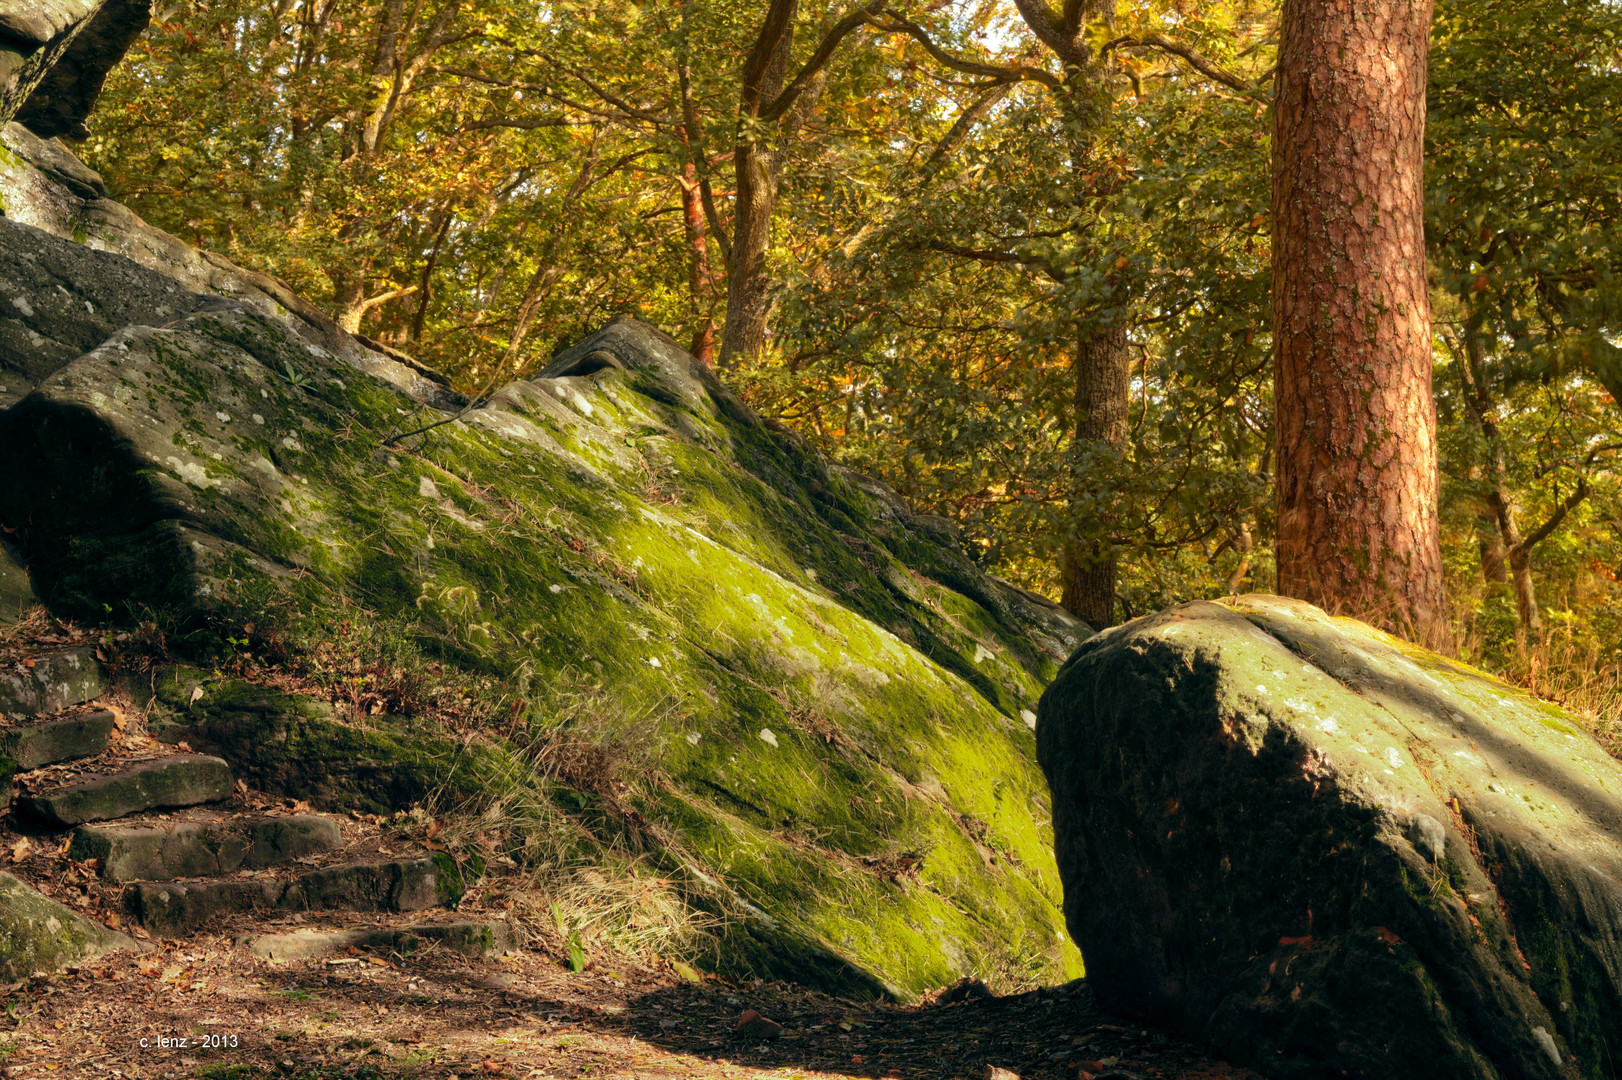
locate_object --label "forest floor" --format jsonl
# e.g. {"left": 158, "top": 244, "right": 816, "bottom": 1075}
{"left": 0, "top": 933, "right": 1265, "bottom": 1080}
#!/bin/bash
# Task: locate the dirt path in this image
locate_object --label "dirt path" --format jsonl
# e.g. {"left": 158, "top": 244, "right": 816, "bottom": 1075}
{"left": 0, "top": 933, "right": 1264, "bottom": 1080}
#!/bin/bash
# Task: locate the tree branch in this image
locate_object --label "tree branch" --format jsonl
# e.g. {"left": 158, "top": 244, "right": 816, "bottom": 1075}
{"left": 1105, "top": 33, "right": 1250, "bottom": 91}
{"left": 761, "top": 0, "right": 890, "bottom": 123}
{"left": 740, "top": 0, "right": 799, "bottom": 119}
{"left": 868, "top": 12, "right": 1061, "bottom": 89}
{"left": 1515, "top": 478, "right": 1589, "bottom": 555}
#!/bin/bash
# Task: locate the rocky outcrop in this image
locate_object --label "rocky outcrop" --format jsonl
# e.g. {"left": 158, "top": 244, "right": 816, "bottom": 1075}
{"left": 1, "top": 0, "right": 149, "bottom": 140}
{"left": 1037, "top": 595, "right": 1622, "bottom": 1079}
{"left": 0, "top": 118, "right": 1089, "bottom": 996}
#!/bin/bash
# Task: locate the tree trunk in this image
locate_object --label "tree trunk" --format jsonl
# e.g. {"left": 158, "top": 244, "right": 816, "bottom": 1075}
{"left": 1060, "top": 321, "right": 1131, "bottom": 629}
{"left": 1271, "top": 0, "right": 1447, "bottom": 645}
{"left": 680, "top": 161, "right": 717, "bottom": 367}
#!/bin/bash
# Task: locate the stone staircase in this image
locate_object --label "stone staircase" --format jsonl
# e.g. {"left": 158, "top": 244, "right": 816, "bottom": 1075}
{"left": 0, "top": 642, "right": 509, "bottom": 965}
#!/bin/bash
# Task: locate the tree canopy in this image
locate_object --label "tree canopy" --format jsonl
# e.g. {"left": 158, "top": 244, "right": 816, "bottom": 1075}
{"left": 80, "top": 0, "right": 1622, "bottom": 707}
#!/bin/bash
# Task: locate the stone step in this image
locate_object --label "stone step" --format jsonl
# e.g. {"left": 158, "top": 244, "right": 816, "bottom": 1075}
{"left": 15, "top": 754, "right": 234, "bottom": 827}
{"left": 133, "top": 855, "right": 462, "bottom": 936}
{"left": 0, "top": 539, "right": 33, "bottom": 625}
{"left": 69, "top": 813, "right": 342, "bottom": 882}
{"left": 1, "top": 710, "right": 117, "bottom": 770}
{"left": 241, "top": 920, "right": 509, "bottom": 962}
{"left": 0, "top": 648, "right": 103, "bottom": 717}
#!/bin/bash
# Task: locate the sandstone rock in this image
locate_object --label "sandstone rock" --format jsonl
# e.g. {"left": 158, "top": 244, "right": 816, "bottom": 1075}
{"left": 0, "top": 645, "right": 102, "bottom": 715}
{"left": 0, "top": 157, "right": 1088, "bottom": 995}
{"left": 0, "top": 707, "right": 114, "bottom": 767}
{"left": 68, "top": 813, "right": 342, "bottom": 881}
{"left": 133, "top": 855, "right": 461, "bottom": 935}
{"left": 0, "top": 869, "right": 136, "bottom": 977}
{"left": 0, "top": 0, "right": 149, "bottom": 140}
{"left": 242, "top": 919, "right": 510, "bottom": 961}
{"left": 1037, "top": 595, "right": 1622, "bottom": 1080}
{"left": 0, "top": 536, "right": 34, "bottom": 622}
{"left": 17, "top": 753, "right": 232, "bottom": 825}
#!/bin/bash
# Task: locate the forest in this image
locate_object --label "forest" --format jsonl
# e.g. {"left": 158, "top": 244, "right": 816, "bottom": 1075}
{"left": 1, "top": 0, "right": 1622, "bottom": 1076}
{"left": 77, "top": 0, "right": 1622, "bottom": 733}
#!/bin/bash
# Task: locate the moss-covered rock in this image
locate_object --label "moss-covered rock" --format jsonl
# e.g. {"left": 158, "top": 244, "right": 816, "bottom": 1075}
{"left": 0, "top": 645, "right": 102, "bottom": 715}
{"left": 0, "top": 204, "right": 1088, "bottom": 995}
{"left": 0, "top": 536, "right": 34, "bottom": 622}
{"left": 0, "top": 870, "right": 137, "bottom": 977}
{"left": 17, "top": 753, "right": 233, "bottom": 826}
{"left": 1038, "top": 595, "right": 1622, "bottom": 1079}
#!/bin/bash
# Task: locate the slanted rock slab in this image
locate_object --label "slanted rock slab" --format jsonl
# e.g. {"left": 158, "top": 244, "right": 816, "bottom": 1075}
{"left": 242, "top": 920, "right": 510, "bottom": 961}
{"left": 69, "top": 813, "right": 341, "bottom": 882}
{"left": 0, "top": 647, "right": 103, "bottom": 716}
{"left": 0, "top": 870, "right": 138, "bottom": 978}
{"left": 1037, "top": 595, "right": 1622, "bottom": 1080}
{"left": 17, "top": 753, "right": 233, "bottom": 826}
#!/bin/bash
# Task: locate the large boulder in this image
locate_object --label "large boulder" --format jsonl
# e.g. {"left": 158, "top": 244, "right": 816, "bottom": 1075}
{"left": 1038, "top": 595, "right": 1622, "bottom": 1079}
{"left": 0, "top": 151, "right": 1090, "bottom": 996}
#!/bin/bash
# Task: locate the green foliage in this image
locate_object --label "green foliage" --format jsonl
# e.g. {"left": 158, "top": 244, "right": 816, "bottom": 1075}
{"left": 79, "top": 0, "right": 1622, "bottom": 728}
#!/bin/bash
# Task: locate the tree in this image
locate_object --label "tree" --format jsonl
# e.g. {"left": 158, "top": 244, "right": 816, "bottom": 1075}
{"left": 1271, "top": 0, "right": 1447, "bottom": 644}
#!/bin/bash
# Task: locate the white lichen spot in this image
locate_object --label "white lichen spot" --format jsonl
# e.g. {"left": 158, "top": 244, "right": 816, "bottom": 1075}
{"left": 260, "top": 388, "right": 269, "bottom": 399}
{"left": 84, "top": 300, "right": 93, "bottom": 314}
{"left": 418, "top": 476, "right": 441, "bottom": 499}
{"left": 1384, "top": 747, "right": 1405, "bottom": 770}
{"left": 758, "top": 728, "right": 778, "bottom": 748}
{"left": 549, "top": 584, "right": 563, "bottom": 594}
{"left": 973, "top": 644, "right": 994, "bottom": 664}
{"left": 1318, "top": 718, "right": 1340, "bottom": 734}
{"left": 10, "top": 295, "right": 34, "bottom": 316}
{"left": 686, "top": 732, "right": 701, "bottom": 746}
{"left": 572, "top": 392, "right": 594, "bottom": 417}
{"left": 252, "top": 413, "right": 265, "bottom": 425}
{"left": 425, "top": 535, "right": 435, "bottom": 550}
{"left": 1255, "top": 684, "right": 1267, "bottom": 694}
{"left": 647, "top": 657, "right": 661, "bottom": 669}
{"left": 251, "top": 456, "right": 277, "bottom": 475}
{"left": 1020, "top": 709, "right": 1038, "bottom": 730}
{"left": 215, "top": 411, "right": 231, "bottom": 422}
{"left": 281, "top": 436, "right": 303, "bottom": 452}
{"left": 1453, "top": 750, "right": 1486, "bottom": 767}
{"left": 804, "top": 567, "right": 817, "bottom": 581}
{"left": 1531, "top": 1027, "right": 1561, "bottom": 1066}
{"left": 165, "top": 456, "right": 216, "bottom": 489}
{"left": 280, "top": 499, "right": 293, "bottom": 514}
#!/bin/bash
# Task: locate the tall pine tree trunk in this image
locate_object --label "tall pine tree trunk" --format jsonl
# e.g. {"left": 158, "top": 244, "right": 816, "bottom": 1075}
{"left": 1061, "top": 321, "right": 1131, "bottom": 629}
{"left": 1271, "top": 0, "right": 1447, "bottom": 645}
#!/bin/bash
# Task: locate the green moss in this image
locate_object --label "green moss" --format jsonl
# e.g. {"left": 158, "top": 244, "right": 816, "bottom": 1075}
{"left": 0, "top": 314, "right": 1084, "bottom": 997}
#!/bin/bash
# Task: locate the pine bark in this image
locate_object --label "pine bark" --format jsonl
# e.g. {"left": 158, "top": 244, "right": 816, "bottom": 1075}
{"left": 1060, "top": 322, "right": 1131, "bottom": 630}
{"left": 1271, "top": 0, "right": 1447, "bottom": 645}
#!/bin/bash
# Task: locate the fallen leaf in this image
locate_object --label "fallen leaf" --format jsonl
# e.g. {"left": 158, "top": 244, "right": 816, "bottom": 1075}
{"left": 9, "top": 838, "right": 31, "bottom": 863}
{"left": 189, "top": 685, "right": 204, "bottom": 705}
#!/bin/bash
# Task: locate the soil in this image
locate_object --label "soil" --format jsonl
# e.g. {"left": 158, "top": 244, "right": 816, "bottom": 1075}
{"left": 0, "top": 933, "right": 1265, "bottom": 1080}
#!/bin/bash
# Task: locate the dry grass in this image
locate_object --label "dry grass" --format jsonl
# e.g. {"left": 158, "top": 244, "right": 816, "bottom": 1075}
{"left": 1463, "top": 633, "right": 1622, "bottom": 757}
{"left": 411, "top": 683, "right": 725, "bottom": 966}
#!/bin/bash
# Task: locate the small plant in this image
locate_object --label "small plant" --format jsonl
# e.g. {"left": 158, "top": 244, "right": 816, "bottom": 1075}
{"left": 279, "top": 360, "right": 313, "bottom": 389}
